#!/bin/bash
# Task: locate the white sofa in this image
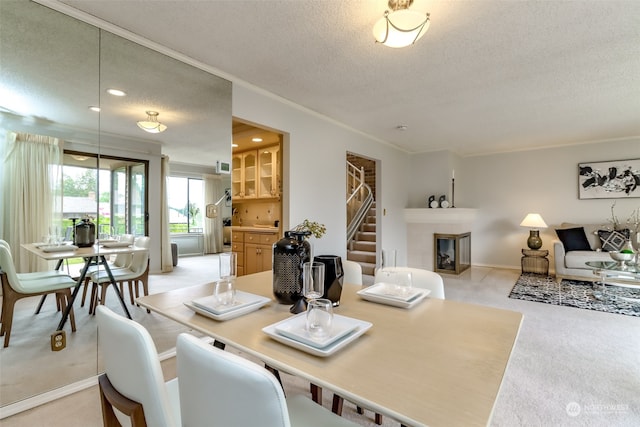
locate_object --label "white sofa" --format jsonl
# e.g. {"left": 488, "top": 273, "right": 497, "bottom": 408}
{"left": 553, "top": 223, "right": 632, "bottom": 281}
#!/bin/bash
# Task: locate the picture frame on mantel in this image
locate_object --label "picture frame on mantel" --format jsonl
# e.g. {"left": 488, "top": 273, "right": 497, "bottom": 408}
{"left": 578, "top": 158, "right": 640, "bottom": 199}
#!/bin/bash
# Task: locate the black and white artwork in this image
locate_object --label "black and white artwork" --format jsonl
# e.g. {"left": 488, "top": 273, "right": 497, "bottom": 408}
{"left": 578, "top": 159, "right": 640, "bottom": 199}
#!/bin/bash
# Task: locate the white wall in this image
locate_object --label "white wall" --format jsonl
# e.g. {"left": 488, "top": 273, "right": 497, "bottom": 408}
{"left": 233, "top": 84, "right": 410, "bottom": 264}
{"left": 409, "top": 138, "right": 640, "bottom": 271}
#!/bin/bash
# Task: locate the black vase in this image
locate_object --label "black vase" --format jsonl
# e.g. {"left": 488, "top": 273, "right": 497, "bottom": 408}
{"left": 314, "top": 255, "right": 344, "bottom": 306}
{"left": 272, "top": 231, "right": 311, "bottom": 304}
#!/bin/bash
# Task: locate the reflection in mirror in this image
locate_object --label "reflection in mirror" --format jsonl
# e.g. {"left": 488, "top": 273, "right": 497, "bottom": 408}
{"left": 0, "top": 0, "right": 100, "bottom": 406}
{"left": 0, "top": 0, "right": 232, "bottom": 410}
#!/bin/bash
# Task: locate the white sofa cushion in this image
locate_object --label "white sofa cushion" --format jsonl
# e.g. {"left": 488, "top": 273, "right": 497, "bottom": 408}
{"left": 564, "top": 250, "right": 612, "bottom": 269}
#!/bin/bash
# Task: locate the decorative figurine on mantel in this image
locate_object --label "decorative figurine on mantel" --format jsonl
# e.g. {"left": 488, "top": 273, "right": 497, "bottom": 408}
{"left": 428, "top": 195, "right": 436, "bottom": 208}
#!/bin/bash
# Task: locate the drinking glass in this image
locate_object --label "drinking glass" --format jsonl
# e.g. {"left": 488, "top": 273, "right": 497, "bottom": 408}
{"left": 219, "top": 252, "right": 238, "bottom": 279}
{"left": 391, "top": 270, "right": 413, "bottom": 297}
{"left": 306, "top": 298, "right": 333, "bottom": 339}
{"left": 214, "top": 278, "right": 236, "bottom": 306}
{"left": 303, "top": 262, "right": 325, "bottom": 300}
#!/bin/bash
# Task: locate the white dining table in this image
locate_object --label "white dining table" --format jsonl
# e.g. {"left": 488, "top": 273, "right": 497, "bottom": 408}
{"left": 137, "top": 270, "right": 523, "bottom": 427}
{"left": 22, "top": 243, "right": 148, "bottom": 347}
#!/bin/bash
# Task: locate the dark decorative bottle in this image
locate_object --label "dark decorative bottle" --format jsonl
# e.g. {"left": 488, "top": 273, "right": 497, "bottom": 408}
{"left": 272, "top": 231, "right": 311, "bottom": 304}
{"left": 75, "top": 217, "right": 96, "bottom": 247}
{"left": 314, "top": 255, "right": 344, "bottom": 306}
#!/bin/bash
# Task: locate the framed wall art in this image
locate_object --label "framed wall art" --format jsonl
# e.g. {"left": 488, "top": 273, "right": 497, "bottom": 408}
{"left": 578, "top": 158, "right": 640, "bottom": 199}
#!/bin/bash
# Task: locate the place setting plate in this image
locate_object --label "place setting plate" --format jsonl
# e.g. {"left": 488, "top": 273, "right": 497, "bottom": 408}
{"left": 40, "top": 244, "right": 78, "bottom": 253}
{"left": 262, "top": 313, "right": 372, "bottom": 357}
{"left": 101, "top": 241, "right": 132, "bottom": 248}
{"left": 184, "top": 291, "right": 271, "bottom": 321}
{"left": 357, "top": 283, "right": 430, "bottom": 308}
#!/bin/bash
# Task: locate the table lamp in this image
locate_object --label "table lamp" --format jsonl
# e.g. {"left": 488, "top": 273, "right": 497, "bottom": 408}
{"left": 520, "top": 213, "right": 548, "bottom": 250}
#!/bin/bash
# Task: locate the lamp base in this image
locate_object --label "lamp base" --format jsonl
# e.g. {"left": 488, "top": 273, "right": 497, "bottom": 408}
{"left": 527, "top": 230, "right": 543, "bottom": 250}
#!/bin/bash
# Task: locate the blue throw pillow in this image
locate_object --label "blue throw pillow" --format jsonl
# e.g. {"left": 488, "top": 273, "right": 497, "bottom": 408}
{"left": 555, "top": 227, "right": 592, "bottom": 252}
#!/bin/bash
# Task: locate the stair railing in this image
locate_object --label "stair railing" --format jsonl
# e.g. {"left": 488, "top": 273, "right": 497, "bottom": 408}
{"left": 346, "top": 161, "right": 373, "bottom": 244}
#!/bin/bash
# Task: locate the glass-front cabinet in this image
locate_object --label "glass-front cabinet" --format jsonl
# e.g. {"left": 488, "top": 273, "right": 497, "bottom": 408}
{"left": 231, "top": 151, "right": 257, "bottom": 199}
{"left": 258, "top": 145, "right": 280, "bottom": 198}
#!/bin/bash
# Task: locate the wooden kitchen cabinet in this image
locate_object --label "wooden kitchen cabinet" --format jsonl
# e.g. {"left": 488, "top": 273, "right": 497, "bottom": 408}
{"left": 244, "top": 232, "right": 278, "bottom": 275}
{"left": 231, "top": 231, "right": 245, "bottom": 276}
{"left": 257, "top": 145, "right": 280, "bottom": 198}
{"left": 231, "top": 151, "right": 257, "bottom": 199}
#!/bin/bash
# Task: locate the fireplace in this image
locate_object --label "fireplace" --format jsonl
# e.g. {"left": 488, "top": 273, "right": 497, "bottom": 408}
{"left": 434, "top": 232, "right": 471, "bottom": 275}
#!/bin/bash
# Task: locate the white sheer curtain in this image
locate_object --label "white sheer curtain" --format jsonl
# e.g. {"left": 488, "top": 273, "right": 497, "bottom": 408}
{"left": 203, "top": 174, "right": 224, "bottom": 254}
{"left": 160, "top": 156, "right": 173, "bottom": 272}
{"left": 1, "top": 131, "right": 63, "bottom": 272}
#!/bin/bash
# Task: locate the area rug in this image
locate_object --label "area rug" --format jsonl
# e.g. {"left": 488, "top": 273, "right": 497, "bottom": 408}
{"left": 509, "top": 273, "right": 640, "bottom": 317}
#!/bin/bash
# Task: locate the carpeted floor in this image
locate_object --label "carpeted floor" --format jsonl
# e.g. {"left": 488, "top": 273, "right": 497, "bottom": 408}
{"left": 509, "top": 273, "right": 640, "bottom": 317}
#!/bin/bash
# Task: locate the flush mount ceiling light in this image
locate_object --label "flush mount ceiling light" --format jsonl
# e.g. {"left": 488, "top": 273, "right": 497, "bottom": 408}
{"left": 137, "top": 111, "right": 167, "bottom": 133}
{"left": 373, "top": 0, "right": 430, "bottom": 48}
{"left": 106, "top": 88, "right": 126, "bottom": 97}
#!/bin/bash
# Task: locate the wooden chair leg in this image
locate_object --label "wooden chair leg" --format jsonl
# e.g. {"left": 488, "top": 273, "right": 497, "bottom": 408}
{"left": 375, "top": 413, "right": 383, "bottom": 424}
{"left": 61, "top": 290, "right": 77, "bottom": 332}
{"left": 332, "top": 394, "right": 344, "bottom": 415}
{"left": 89, "top": 283, "right": 98, "bottom": 315}
{"left": 81, "top": 277, "right": 91, "bottom": 307}
{"left": 310, "top": 383, "right": 322, "bottom": 404}
{"left": 2, "top": 290, "right": 17, "bottom": 347}
{"left": 100, "top": 283, "right": 109, "bottom": 309}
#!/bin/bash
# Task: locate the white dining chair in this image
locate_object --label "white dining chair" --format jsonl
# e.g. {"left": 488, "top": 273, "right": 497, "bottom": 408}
{"left": 0, "top": 244, "right": 77, "bottom": 347}
{"left": 374, "top": 266, "right": 446, "bottom": 299}
{"left": 89, "top": 236, "right": 151, "bottom": 314}
{"left": 81, "top": 233, "right": 135, "bottom": 307}
{"left": 342, "top": 260, "right": 363, "bottom": 285}
{"left": 96, "top": 305, "right": 181, "bottom": 427}
{"left": 0, "top": 239, "right": 69, "bottom": 280}
{"left": 176, "top": 333, "right": 358, "bottom": 427}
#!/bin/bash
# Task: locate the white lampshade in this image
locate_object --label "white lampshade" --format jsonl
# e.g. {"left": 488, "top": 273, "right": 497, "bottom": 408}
{"left": 137, "top": 111, "right": 167, "bottom": 133}
{"left": 373, "top": 8, "right": 430, "bottom": 48}
{"left": 520, "top": 213, "right": 548, "bottom": 229}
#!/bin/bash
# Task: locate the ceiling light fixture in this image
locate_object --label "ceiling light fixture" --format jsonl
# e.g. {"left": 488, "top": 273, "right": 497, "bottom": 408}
{"left": 252, "top": 137, "right": 263, "bottom": 142}
{"left": 137, "top": 111, "right": 167, "bottom": 133}
{"left": 88, "top": 106, "right": 100, "bottom": 112}
{"left": 373, "top": 0, "right": 430, "bottom": 48}
{"left": 106, "top": 88, "right": 126, "bottom": 97}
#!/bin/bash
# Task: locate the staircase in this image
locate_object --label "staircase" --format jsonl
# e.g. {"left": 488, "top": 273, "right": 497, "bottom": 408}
{"left": 347, "top": 202, "right": 377, "bottom": 284}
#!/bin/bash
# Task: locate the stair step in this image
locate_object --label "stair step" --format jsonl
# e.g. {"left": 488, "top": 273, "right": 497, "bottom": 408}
{"left": 365, "top": 215, "right": 376, "bottom": 224}
{"left": 347, "top": 250, "right": 377, "bottom": 264}
{"left": 360, "top": 224, "right": 376, "bottom": 232}
{"left": 352, "top": 241, "right": 376, "bottom": 252}
{"left": 359, "top": 263, "right": 376, "bottom": 276}
{"left": 356, "top": 231, "right": 376, "bottom": 242}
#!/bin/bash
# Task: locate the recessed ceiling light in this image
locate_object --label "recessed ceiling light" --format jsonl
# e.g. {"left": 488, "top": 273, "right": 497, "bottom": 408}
{"left": 88, "top": 106, "right": 100, "bottom": 112}
{"left": 106, "top": 88, "right": 126, "bottom": 97}
{"left": 252, "top": 137, "right": 263, "bottom": 142}
{"left": 232, "top": 143, "right": 239, "bottom": 148}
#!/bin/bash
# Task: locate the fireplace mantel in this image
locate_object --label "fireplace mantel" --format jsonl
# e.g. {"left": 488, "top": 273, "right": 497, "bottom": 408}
{"left": 403, "top": 208, "right": 478, "bottom": 224}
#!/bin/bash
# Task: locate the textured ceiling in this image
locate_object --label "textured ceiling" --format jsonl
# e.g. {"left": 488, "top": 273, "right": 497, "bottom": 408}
{"left": 58, "top": 0, "right": 640, "bottom": 155}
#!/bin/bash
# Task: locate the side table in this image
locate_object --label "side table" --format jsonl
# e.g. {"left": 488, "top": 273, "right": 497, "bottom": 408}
{"left": 521, "top": 249, "right": 549, "bottom": 275}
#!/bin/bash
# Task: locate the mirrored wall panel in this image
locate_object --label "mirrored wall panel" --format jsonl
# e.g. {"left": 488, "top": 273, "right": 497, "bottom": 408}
{"left": 0, "top": 0, "right": 231, "bottom": 408}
